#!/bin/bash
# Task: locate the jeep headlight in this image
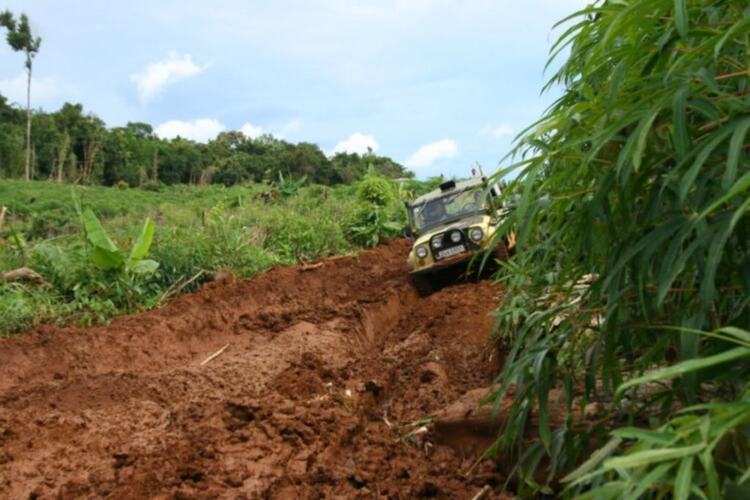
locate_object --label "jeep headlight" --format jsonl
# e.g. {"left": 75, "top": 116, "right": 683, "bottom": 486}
{"left": 415, "top": 245, "right": 429, "bottom": 259}
{"left": 450, "top": 231, "right": 461, "bottom": 243}
{"left": 431, "top": 237, "right": 443, "bottom": 250}
{"left": 469, "top": 227, "right": 483, "bottom": 242}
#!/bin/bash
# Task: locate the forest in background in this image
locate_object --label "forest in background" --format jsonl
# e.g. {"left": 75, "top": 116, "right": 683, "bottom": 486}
{"left": 0, "top": 93, "right": 412, "bottom": 187}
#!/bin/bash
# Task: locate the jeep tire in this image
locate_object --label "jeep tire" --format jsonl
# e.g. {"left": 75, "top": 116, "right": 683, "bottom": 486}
{"left": 411, "top": 274, "right": 434, "bottom": 297}
{"left": 494, "top": 239, "right": 510, "bottom": 262}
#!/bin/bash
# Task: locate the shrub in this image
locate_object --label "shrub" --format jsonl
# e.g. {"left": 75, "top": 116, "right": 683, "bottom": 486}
{"left": 141, "top": 180, "right": 163, "bottom": 192}
{"left": 344, "top": 202, "right": 402, "bottom": 248}
{"left": 355, "top": 175, "right": 394, "bottom": 206}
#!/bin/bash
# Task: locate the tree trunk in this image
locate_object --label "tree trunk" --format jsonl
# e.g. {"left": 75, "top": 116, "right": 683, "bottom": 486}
{"left": 24, "top": 60, "right": 32, "bottom": 181}
{"left": 152, "top": 149, "right": 159, "bottom": 181}
{"left": 82, "top": 140, "right": 100, "bottom": 185}
{"left": 0, "top": 206, "right": 7, "bottom": 233}
{"left": 55, "top": 133, "right": 70, "bottom": 182}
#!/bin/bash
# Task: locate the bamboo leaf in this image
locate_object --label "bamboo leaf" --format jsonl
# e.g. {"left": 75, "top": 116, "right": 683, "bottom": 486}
{"left": 603, "top": 443, "right": 705, "bottom": 470}
{"left": 673, "top": 86, "right": 690, "bottom": 160}
{"left": 699, "top": 214, "right": 733, "bottom": 307}
{"left": 699, "top": 170, "right": 750, "bottom": 221}
{"left": 625, "top": 461, "right": 674, "bottom": 500}
{"left": 722, "top": 117, "right": 750, "bottom": 190}
{"left": 534, "top": 349, "right": 552, "bottom": 452}
{"left": 562, "top": 437, "right": 624, "bottom": 483}
{"left": 699, "top": 449, "right": 721, "bottom": 500}
{"left": 633, "top": 109, "right": 660, "bottom": 172}
{"left": 616, "top": 347, "right": 750, "bottom": 397}
{"left": 715, "top": 15, "right": 750, "bottom": 58}
{"left": 611, "top": 427, "right": 677, "bottom": 445}
{"left": 717, "top": 327, "right": 750, "bottom": 345}
{"left": 679, "top": 126, "right": 734, "bottom": 202}
{"left": 674, "top": 456, "right": 693, "bottom": 500}
{"left": 673, "top": 0, "right": 688, "bottom": 38}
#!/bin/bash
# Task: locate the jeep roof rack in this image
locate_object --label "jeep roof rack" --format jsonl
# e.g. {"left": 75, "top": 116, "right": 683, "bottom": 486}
{"left": 439, "top": 180, "right": 456, "bottom": 192}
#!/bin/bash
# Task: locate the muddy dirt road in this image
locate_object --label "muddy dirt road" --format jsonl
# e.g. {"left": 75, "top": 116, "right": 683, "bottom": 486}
{"left": 0, "top": 240, "right": 506, "bottom": 498}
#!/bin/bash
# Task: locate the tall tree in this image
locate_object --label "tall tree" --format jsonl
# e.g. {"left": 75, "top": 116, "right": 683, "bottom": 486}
{"left": 0, "top": 11, "right": 42, "bottom": 181}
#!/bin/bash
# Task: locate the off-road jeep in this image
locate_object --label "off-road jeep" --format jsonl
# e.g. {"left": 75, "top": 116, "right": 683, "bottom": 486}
{"left": 404, "top": 176, "right": 512, "bottom": 296}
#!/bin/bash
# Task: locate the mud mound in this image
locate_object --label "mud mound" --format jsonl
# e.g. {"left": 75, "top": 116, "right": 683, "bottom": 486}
{"left": 0, "top": 239, "right": 508, "bottom": 498}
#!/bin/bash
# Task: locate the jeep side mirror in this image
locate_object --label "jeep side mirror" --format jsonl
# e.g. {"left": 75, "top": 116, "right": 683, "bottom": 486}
{"left": 403, "top": 225, "right": 413, "bottom": 238}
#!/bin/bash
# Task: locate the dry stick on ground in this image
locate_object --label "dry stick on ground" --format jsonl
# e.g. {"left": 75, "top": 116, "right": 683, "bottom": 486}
{"left": 300, "top": 262, "right": 324, "bottom": 272}
{"left": 471, "top": 485, "right": 492, "bottom": 500}
{"left": 200, "top": 344, "right": 229, "bottom": 366}
{"left": 158, "top": 269, "right": 205, "bottom": 305}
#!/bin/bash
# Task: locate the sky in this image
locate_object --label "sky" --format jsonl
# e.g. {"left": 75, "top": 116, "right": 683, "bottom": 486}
{"left": 0, "top": 0, "right": 588, "bottom": 179}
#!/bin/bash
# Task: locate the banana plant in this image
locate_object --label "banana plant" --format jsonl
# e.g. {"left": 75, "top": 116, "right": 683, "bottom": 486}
{"left": 81, "top": 208, "right": 159, "bottom": 274}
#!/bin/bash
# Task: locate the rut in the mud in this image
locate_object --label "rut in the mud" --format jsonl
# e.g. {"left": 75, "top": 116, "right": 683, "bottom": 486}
{"left": 0, "top": 239, "right": 507, "bottom": 498}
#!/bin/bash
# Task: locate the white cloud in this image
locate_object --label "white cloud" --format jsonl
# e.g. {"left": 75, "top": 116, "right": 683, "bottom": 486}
{"left": 479, "top": 122, "right": 515, "bottom": 139}
{"left": 239, "top": 122, "right": 264, "bottom": 139}
{"left": 131, "top": 52, "right": 206, "bottom": 102}
{"left": 331, "top": 132, "right": 379, "bottom": 155}
{"left": 155, "top": 118, "right": 225, "bottom": 142}
{"left": 277, "top": 118, "right": 302, "bottom": 139}
{"left": 404, "top": 139, "right": 459, "bottom": 168}
{"left": 0, "top": 73, "right": 75, "bottom": 106}
{"left": 490, "top": 123, "right": 514, "bottom": 138}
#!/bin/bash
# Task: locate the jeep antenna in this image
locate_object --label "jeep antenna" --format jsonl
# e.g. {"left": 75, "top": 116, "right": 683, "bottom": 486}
{"left": 475, "top": 162, "right": 484, "bottom": 177}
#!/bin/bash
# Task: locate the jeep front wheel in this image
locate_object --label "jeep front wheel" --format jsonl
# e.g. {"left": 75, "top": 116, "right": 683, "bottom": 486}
{"left": 494, "top": 239, "right": 510, "bottom": 262}
{"left": 411, "top": 274, "right": 434, "bottom": 297}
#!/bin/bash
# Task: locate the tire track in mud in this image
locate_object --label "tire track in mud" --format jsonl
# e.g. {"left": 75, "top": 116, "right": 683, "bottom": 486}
{"left": 0, "top": 239, "right": 507, "bottom": 498}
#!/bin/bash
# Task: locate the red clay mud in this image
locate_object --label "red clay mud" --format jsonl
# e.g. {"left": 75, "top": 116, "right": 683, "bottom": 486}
{"left": 0, "top": 239, "right": 508, "bottom": 498}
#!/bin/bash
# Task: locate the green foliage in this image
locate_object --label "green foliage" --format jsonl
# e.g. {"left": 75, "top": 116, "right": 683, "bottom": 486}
{"left": 275, "top": 171, "right": 307, "bottom": 197}
{"left": 81, "top": 208, "right": 159, "bottom": 274}
{"left": 140, "top": 180, "right": 163, "bottom": 192}
{"left": 563, "top": 328, "right": 750, "bottom": 499}
{"left": 355, "top": 174, "right": 395, "bottom": 206}
{"left": 487, "top": 0, "right": 750, "bottom": 496}
{"left": 345, "top": 204, "right": 402, "bottom": 248}
{"left": 0, "top": 11, "right": 41, "bottom": 61}
{"left": 0, "top": 178, "right": 423, "bottom": 335}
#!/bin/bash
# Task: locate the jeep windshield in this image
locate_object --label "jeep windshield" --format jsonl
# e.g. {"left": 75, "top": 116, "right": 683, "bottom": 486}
{"left": 412, "top": 188, "right": 486, "bottom": 232}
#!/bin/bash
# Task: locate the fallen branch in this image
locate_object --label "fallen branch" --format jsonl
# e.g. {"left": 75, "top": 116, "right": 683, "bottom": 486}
{"left": 0, "top": 267, "right": 50, "bottom": 287}
{"left": 200, "top": 344, "right": 229, "bottom": 366}
{"left": 300, "top": 262, "right": 324, "bottom": 272}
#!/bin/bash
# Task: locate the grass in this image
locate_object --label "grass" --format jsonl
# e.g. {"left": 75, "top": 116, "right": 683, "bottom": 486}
{"left": 0, "top": 177, "right": 426, "bottom": 335}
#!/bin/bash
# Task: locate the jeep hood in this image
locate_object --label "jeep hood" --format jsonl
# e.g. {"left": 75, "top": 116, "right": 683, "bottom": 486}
{"left": 413, "top": 214, "right": 488, "bottom": 247}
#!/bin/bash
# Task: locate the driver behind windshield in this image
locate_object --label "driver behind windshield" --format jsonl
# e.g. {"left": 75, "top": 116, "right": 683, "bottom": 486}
{"left": 423, "top": 200, "right": 446, "bottom": 225}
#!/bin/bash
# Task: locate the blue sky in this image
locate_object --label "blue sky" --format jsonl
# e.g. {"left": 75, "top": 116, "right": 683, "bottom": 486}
{"left": 0, "top": 0, "right": 586, "bottom": 178}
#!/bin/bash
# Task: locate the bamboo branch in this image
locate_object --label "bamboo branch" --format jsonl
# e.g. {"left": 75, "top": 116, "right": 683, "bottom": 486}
{"left": 715, "top": 69, "right": 750, "bottom": 81}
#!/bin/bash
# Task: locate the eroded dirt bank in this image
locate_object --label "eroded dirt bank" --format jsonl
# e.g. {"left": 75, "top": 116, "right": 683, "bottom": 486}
{"left": 0, "top": 239, "right": 506, "bottom": 498}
